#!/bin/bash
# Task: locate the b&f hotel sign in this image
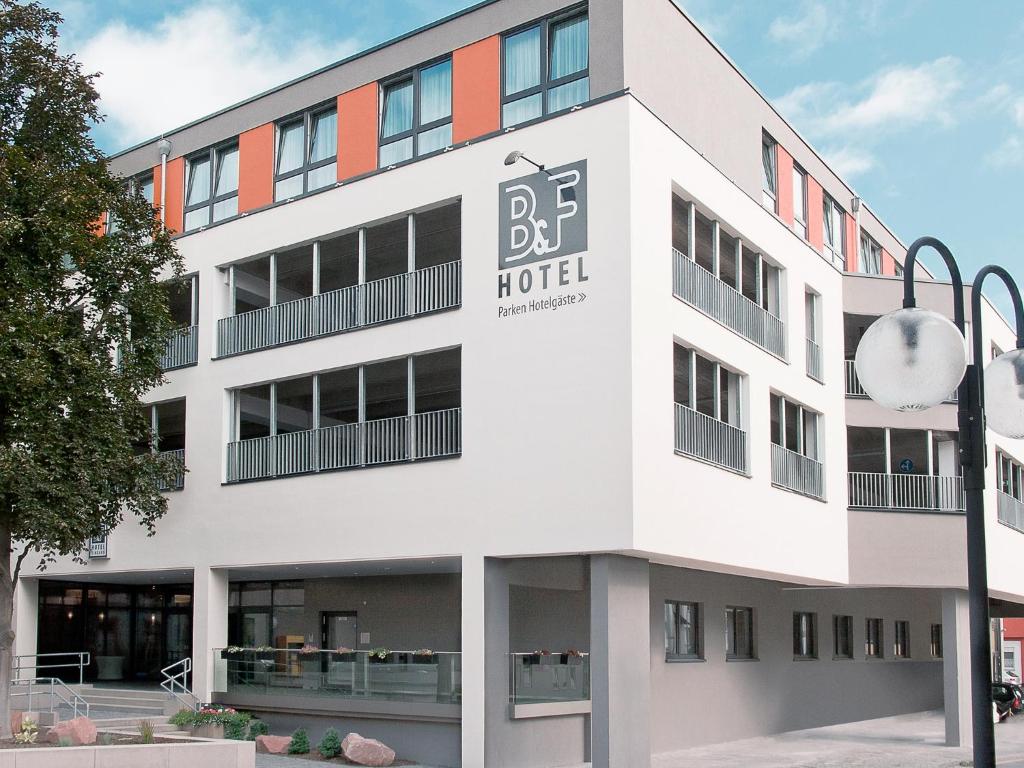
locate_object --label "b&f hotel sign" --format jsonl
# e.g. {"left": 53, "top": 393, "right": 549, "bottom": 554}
{"left": 497, "top": 159, "right": 588, "bottom": 318}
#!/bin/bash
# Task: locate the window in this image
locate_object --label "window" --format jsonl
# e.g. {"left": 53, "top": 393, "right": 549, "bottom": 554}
{"left": 673, "top": 344, "right": 743, "bottom": 427}
{"left": 805, "top": 291, "right": 822, "bottom": 381}
{"left": 930, "top": 624, "right": 943, "bottom": 658}
{"left": 770, "top": 394, "right": 821, "bottom": 461}
{"left": 165, "top": 275, "right": 198, "bottom": 329}
{"left": 833, "top": 615, "right": 853, "bottom": 659}
{"left": 997, "top": 451, "right": 1024, "bottom": 501}
{"left": 860, "top": 233, "right": 882, "bottom": 275}
{"left": 275, "top": 105, "right": 337, "bottom": 200}
{"left": 726, "top": 606, "right": 755, "bottom": 660}
{"left": 665, "top": 601, "right": 702, "bottom": 660}
{"left": 761, "top": 134, "right": 777, "bottom": 211}
{"left": 793, "top": 612, "right": 817, "bottom": 659}
{"left": 865, "top": 617, "right": 883, "bottom": 658}
{"left": 106, "top": 172, "right": 154, "bottom": 234}
{"left": 380, "top": 59, "right": 452, "bottom": 166}
{"left": 894, "top": 620, "right": 910, "bottom": 658}
{"left": 184, "top": 142, "right": 239, "bottom": 231}
{"left": 792, "top": 165, "right": 807, "bottom": 239}
{"left": 228, "top": 581, "right": 306, "bottom": 649}
{"left": 822, "top": 194, "right": 845, "bottom": 266}
{"left": 502, "top": 9, "right": 589, "bottom": 128}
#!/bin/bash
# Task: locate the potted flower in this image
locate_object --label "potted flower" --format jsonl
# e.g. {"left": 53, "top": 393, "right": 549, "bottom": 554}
{"left": 170, "top": 705, "right": 251, "bottom": 740}
{"left": 529, "top": 649, "right": 551, "bottom": 665}
{"left": 334, "top": 645, "right": 356, "bottom": 662}
{"left": 412, "top": 648, "right": 436, "bottom": 664}
{"left": 368, "top": 647, "right": 391, "bottom": 664}
{"left": 253, "top": 645, "right": 275, "bottom": 662}
{"left": 221, "top": 646, "right": 247, "bottom": 661}
{"left": 562, "top": 648, "right": 584, "bottom": 664}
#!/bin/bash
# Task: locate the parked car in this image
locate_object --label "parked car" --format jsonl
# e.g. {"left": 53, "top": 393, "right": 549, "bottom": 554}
{"left": 993, "top": 682, "right": 1019, "bottom": 719}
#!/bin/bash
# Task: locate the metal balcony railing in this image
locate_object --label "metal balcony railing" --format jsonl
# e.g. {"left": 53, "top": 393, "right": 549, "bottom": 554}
{"left": 157, "top": 448, "right": 186, "bottom": 491}
{"left": 673, "top": 403, "right": 748, "bottom": 474}
{"left": 806, "top": 338, "right": 823, "bottom": 383}
{"left": 672, "top": 249, "right": 786, "bottom": 359}
{"left": 771, "top": 443, "right": 825, "bottom": 499}
{"left": 997, "top": 491, "right": 1024, "bottom": 532}
{"left": 848, "top": 472, "right": 964, "bottom": 512}
{"left": 845, "top": 359, "right": 957, "bottom": 402}
{"left": 226, "top": 407, "right": 461, "bottom": 482}
{"left": 160, "top": 325, "right": 198, "bottom": 370}
{"left": 217, "top": 261, "right": 461, "bottom": 357}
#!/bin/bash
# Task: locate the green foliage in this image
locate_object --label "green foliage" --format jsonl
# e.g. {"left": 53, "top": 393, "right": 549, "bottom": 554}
{"left": 317, "top": 727, "right": 342, "bottom": 758}
{"left": 13, "top": 717, "right": 37, "bottom": 743}
{"left": 288, "top": 728, "right": 310, "bottom": 754}
{"left": 247, "top": 719, "right": 269, "bottom": 741}
{"left": 58, "top": 736, "right": 72, "bottom": 747}
{"left": 224, "top": 716, "right": 248, "bottom": 741}
{"left": 0, "top": 0, "right": 184, "bottom": 584}
{"left": 138, "top": 719, "right": 155, "bottom": 744}
{"left": 170, "top": 706, "right": 251, "bottom": 733}
{"left": 98, "top": 733, "right": 113, "bottom": 746}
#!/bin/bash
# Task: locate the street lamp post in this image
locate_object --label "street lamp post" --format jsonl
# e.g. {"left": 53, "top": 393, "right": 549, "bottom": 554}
{"left": 854, "top": 236, "right": 1024, "bottom": 768}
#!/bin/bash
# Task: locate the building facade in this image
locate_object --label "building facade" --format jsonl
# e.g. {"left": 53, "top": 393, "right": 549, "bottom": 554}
{"left": 15, "top": 1, "right": 1024, "bottom": 766}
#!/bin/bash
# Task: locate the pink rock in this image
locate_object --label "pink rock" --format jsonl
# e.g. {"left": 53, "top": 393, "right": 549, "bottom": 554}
{"left": 342, "top": 732, "right": 396, "bottom": 767}
{"left": 46, "top": 716, "right": 96, "bottom": 746}
{"left": 256, "top": 734, "right": 293, "bottom": 754}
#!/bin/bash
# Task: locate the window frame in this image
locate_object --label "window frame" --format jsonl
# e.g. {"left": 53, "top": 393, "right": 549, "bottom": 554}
{"left": 500, "top": 5, "right": 590, "bottom": 129}
{"left": 379, "top": 56, "right": 453, "bottom": 167}
{"left": 822, "top": 194, "right": 845, "bottom": 265}
{"left": 183, "top": 139, "right": 240, "bottom": 232}
{"left": 792, "top": 611, "right": 818, "bottom": 660}
{"left": 664, "top": 600, "right": 703, "bottom": 661}
{"left": 860, "top": 232, "right": 883, "bottom": 275}
{"left": 725, "top": 605, "right": 756, "bottom": 661}
{"left": 865, "top": 617, "right": 884, "bottom": 659}
{"left": 770, "top": 392, "right": 822, "bottom": 461}
{"left": 106, "top": 171, "right": 155, "bottom": 235}
{"left": 930, "top": 623, "right": 943, "bottom": 658}
{"left": 274, "top": 101, "right": 338, "bottom": 202}
{"left": 762, "top": 133, "right": 778, "bottom": 212}
{"left": 792, "top": 164, "right": 808, "bottom": 240}
{"left": 894, "top": 619, "right": 911, "bottom": 658}
{"left": 673, "top": 343, "right": 744, "bottom": 429}
{"left": 833, "top": 614, "right": 854, "bottom": 659}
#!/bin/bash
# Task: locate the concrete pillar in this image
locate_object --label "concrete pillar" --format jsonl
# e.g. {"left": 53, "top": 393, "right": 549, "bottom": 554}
{"left": 943, "top": 589, "right": 972, "bottom": 747}
{"left": 590, "top": 555, "right": 651, "bottom": 768}
{"left": 461, "top": 554, "right": 487, "bottom": 768}
{"left": 192, "top": 566, "right": 229, "bottom": 702}
{"left": 13, "top": 578, "right": 39, "bottom": 660}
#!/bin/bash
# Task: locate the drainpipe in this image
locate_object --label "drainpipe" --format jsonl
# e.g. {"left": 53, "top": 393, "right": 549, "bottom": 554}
{"left": 157, "top": 137, "right": 172, "bottom": 228}
{"left": 851, "top": 196, "right": 862, "bottom": 272}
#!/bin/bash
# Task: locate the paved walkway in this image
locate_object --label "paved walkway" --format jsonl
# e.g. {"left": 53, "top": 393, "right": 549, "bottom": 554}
{"left": 255, "top": 754, "right": 440, "bottom": 768}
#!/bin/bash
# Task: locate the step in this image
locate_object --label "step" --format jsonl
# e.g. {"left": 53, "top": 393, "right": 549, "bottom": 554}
{"left": 93, "top": 716, "right": 173, "bottom": 729}
{"left": 75, "top": 686, "right": 173, "bottom": 701}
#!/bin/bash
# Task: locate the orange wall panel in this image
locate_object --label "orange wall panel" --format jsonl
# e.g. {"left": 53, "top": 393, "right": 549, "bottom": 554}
{"left": 844, "top": 213, "right": 859, "bottom": 272}
{"left": 1005, "top": 618, "right": 1024, "bottom": 640}
{"left": 776, "top": 145, "right": 794, "bottom": 225}
{"left": 238, "top": 123, "right": 275, "bottom": 212}
{"left": 163, "top": 157, "right": 184, "bottom": 234}
{"left": 452, "top": 35, "right": 500, "bottom": 143}
{"left": 806, "top": 176, "right": 824, "bottom": 253}
{"left": 881, "top": 248, "right": 896, "bottom": 276}
{"left": 338, "top": 83, "right": 379, "bottom": 180}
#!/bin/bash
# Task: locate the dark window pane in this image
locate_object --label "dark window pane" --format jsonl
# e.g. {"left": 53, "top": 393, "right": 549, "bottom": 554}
{"left": 166, "top": 279, "right": 193, "bottom": 327}
{"left": 276, "top": 244, "right": 314, "bottom": 303}
{"left": 272, "top": 582, "right": 305, "bottom": 607}
{"left": 240, "top": 582, "right": 272, "bottom": 606}
{"left": 719, "top": 230, "right": 738, "bottom": 289}
{"left": 414, "top": 348, "right": 460, "bottom": 413}
{"left": 694, "top": 354, "right": 716, "bottom": 417}
{"left": 319, "top": 368, "right": 359, "bottom": 427}
{"left": 847, "top": 427, "right": 886, "bottom": 473}
{"left": 155, "top": 399, "right": 186, "bottom": 452}
{"left": 364, "top": 359, "right": 408, "bottom": 421}
{"left": 741, "top": 245, "right": 760, "bottom": 303}
{"left": 365, "top": 218, "right": 408, "bottom": 282}
{"left": 235, "top": 256, "right": 271, "bottom": 314}
{"left": 415, "top": 203, "right": 461, "bottom": 269}
{"left": 238, "top": 384, "right": 271, "bottom": 439}
{"left": 276, "top": 377, "right": 314, "bottom": 434}
{"left": 784, "top": 400, "right": 800, "bottom": 451}
{"left": 770, "top": 394, "right": 782, "bottom": 445}
{"left": 673, "top": 345, "right": 690, "bottom": 406}
{"left": 319, "top": 232, "right": 359, "bottom": 293}
{"left": 889, "top": 428, "right": 928, "bottom": 475}
{"left": 694, "top": 211, "right": 714, "bottom": 273}
{"left": 672, "top": 195, "right": 690, "bottom": 254}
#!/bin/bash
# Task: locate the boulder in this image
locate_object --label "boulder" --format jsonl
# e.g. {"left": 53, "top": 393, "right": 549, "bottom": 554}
{"left": 46, "top": 716, "right": 96, "bottom": 746}
{"left": 342, "top": 732, "right": 396, "bottom": 766}
{"left": 255, "top": 734, "right": 292, "bottom": 754}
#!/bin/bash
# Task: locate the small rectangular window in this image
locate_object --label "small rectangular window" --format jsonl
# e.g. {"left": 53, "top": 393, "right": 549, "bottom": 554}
{"left": 379, "top": 58, "right": 452, "bottom": 166}
{"left": 833, "top": 615, "right": 853, "bottom": 659}
{"left": 275, "top": 105, "right": 337, "bottom": 201}
{"left": 665, "top": 601, "right": 702, "bottom": 660}
{"left": 762, "top": 134, "right": 777, "bottom": 211}
{"left": 930, "top": 623, "right": 942, "bottom": 658}
{"left": 726, "top": 606, "right": 755, "bottom": 660}
{"left": 792, "top": 166, "right": 807, "bottom": 239}
{"left": 894, "top": 620, "right": 911, "bottom": 658}
{"left": 793, "top": 612, "right": 817, "bottom": 659}
{"left": 865, "top": 617, "right": 883, "bottom": 658}
{"left": 860, "top": 233, "right": 883, "bottom": 275}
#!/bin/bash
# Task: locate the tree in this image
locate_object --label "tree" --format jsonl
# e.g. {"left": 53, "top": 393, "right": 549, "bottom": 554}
{"left": 0, "top": 0, "right": 182, "bottom": 733}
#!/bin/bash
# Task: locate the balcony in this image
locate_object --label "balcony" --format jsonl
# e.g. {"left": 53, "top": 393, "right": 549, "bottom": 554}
{"left": 213, "top": 648, "right": 461, "bottom": 706}
{"left": 674, "top": 403, "right": 748, "bottom": 474}
{"left": 160, "top": 325, "right": 198, "bottom": 370}
{"left": 217, "top": 261, "right": 461, "bottom": 358}
{"left": 848, "top": 472, "right": 964, "bottom": 512}
{"left": 998, "top": 491, "right": 1024, "bottom": 532}
{"left": 509, "top": 652, "right": 590, "bottom": 707}
{"left": 846, "top": 360, "right": 957, "bottom": 402}
{"left": 771, "top": 443, "right": 825, "bottom": 500}
{"left": 156, "top": 448, "right": 186, "bottom": 491}
{"left": 806, "top": 339, "right": 823, "bottom": 383}
{"left": 672, "top": 249, "right": 786, "bottom": 359}
{"left": 225, "top": 407, "right": 461, "bottom": 483}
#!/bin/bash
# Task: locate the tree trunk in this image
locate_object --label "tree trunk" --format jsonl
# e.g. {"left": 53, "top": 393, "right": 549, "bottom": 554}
{"left": 0, "top": 521, "right": 15, "bottom": 739}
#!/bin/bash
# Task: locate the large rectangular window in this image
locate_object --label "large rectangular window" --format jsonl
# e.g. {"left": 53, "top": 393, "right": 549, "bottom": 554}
{"left": 792, "top": 165, "right": 807, "bottom": 240}
{"left": 380, "top": 58, "right": 453, "bottom": 166}
{"left": 673, "top": 344, "right": 743, "bottom": 428}
{"left": 726, "top": 606, "right": 755, "bottom": 660}
{"left": 860, "top": 233, "right": 882, "bottom": 275}
{"left": 275, "top": 105, "right": 337, "bottom": 200}
{"left": 502, "top": 9, "right": 589, "bottom": 128}
{"left": 165, "top": 275, "right": 197, "bottom": 329}
{"left": 823, "top": 194, "right": 845, "bottom": 265}
{"left": 184, "top": 141, "right": 239, "bottom": 231}
{"left": 866, "top": 617, "right": 883, "bottom": 658}
{"left": 894, "top": 620, "right": 911, "bottom": 658}
{"left": 833, "top": 615, "right": 853, "bottom": 659}
{"left": 793, "top": 612, "right": 817, "bottom": 659}
{"left": 770, "top": 393, "right": 821, "bottom": 460}
{"left": 997, "top": 451, "right": 1024, "bottom": 500}
{"left": 761, "top": 134, "right": 777, "bottom": 211}
{"left": 665, "top": 601, "right": 702, "bottom": 660}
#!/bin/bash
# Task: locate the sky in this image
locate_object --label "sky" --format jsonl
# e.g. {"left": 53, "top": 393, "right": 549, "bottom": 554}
{"left": 49, "top": 0, "right": 1024, "bottom": 318}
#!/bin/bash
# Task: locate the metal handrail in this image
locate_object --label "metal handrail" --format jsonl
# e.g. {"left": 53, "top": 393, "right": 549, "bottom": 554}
{"left": 10, "top": 677, "right": 90, "bottom": 719}
{"left": 509, "top": 652, "right": 591, "bottom": 705}
{"left": 673, "top": 402, "right": 748, "bottom": 474}
{"left": 846, "top": 359, "right": 957, "bottom": 402}
{"left": 848, "top": 471, "right": 965, "bottom": 512}
{"left": 806, "top": 338, "right": 824, "bottom": 383}
{"left": 771, "top": 443, "right": 825, "bottom": 499}
{"left": 14, "top": 652, "right": 90, "bottom": 685}
{"left": 161, "top": 657, "right": 196, "bottom": 711}
{"left": 997, "top": 491, "right": 1024, "bottom": 532}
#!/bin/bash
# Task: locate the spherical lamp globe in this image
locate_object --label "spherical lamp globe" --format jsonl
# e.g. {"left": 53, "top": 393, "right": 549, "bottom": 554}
{"left": 984, "top": 348, "right": 1024, "bottom": 438}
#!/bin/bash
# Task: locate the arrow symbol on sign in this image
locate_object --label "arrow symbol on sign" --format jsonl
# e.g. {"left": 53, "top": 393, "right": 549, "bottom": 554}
{"left": 578, "top": 293, "right": 587, "bottom": 302}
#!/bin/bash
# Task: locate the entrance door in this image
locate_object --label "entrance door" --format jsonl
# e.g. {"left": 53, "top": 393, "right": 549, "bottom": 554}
{"left": 165, "top": 611, "right": 192, "bottom": 668}
{"left": 322, "top": 611, "right": 358, "bottom": 650}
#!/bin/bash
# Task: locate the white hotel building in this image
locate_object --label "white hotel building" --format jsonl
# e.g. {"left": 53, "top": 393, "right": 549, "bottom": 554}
{"left": 16, "top": 1, "right": 1024, "bottom": 766}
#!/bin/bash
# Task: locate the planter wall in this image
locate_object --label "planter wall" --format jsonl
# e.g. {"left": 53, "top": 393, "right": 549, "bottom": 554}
{"left": 0, "top": 738, "right": 255, "bottom": 767}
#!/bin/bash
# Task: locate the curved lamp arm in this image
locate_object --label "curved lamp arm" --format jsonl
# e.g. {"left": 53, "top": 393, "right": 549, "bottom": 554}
{"left": 971, "top": 265, "right": 1024, "bottom": 358}
{"left": 902, "top": 236, "right": 966, "bottom": 334}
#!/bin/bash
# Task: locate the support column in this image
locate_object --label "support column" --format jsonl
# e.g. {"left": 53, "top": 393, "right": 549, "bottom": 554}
{"left": 943, "top": 589, "right": 972, "bottom": 747}
{"left": 192, "top": 566, "right": 229, "bottom": 703}
{"left": 13, "top": 578, "right": 38, "bottom": 660}
{"left": 461, "top": 554, "right": 487, "bottom": 768}
{"left": 590, "top": 555, "right": 651, "bottom": 768}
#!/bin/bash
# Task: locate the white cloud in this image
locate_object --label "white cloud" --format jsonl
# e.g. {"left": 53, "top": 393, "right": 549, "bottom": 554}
{"left": 74, "top": 4, "right": 362, "bottom": 147}
{"left": 821, "top": 145, "right": 875, "bottom": 178}
{"left": 767, "top": 2, "right": 833, "bottom": 58}
{"left": 986, "top": 135, "right": 1024, "bottom": 168}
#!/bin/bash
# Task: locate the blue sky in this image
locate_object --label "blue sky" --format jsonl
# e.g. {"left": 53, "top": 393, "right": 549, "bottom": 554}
{"left": 52, "top": 0, "right": 1024, "bottom": 317}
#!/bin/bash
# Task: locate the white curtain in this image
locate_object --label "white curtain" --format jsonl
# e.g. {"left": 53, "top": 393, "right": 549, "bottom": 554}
{"left": 382, "top": 81, "right": 413, "bottom": 139}
{"left": 310, "top": 109, "right": 337, "bottom": 162}
{"left": 419, "top": 60, "right": 452, "bottom": 124}
{"left": 185, "top": 156, "right": 210, "bottom": 206}
{"left": 215, "top": 146, "right": 239, "bottom": 196}
{"left": 549, "top": 15, "right": 588, "bottom": 80}
{"left": 504, "top": 26, "right": 540, "bottom": 95}
{"left": 277, "top": 121, "right": 304, "bottom": 174}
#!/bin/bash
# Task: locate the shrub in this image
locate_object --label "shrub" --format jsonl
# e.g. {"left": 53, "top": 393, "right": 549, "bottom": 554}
{"left": 99, "top": 733, "right": 113, "bottom": 746}
{"left": 14, "top": 718, "right": 38, "bottom": 744}
{"left": 318, "top": 727, "right": 342, "bottom": 758}
{"left": 58, "top": 736, "right": 73, "bottom": 747}
{"left": 170, "top": 705, "right": 252, "bottom": 734}
{"left": 247, "top": 719, "right": 269, "bottom": 741}
{"left": 139, "top": 719, "right": 155, "bottom": 744}
{"left": 288, "top": 728, "right": 310, "bottom": 754}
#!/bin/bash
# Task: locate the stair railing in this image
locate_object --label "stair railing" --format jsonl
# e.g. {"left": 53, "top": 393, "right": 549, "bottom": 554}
{"left": 160, "top": 657, "right": 197, "bottom": 711}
